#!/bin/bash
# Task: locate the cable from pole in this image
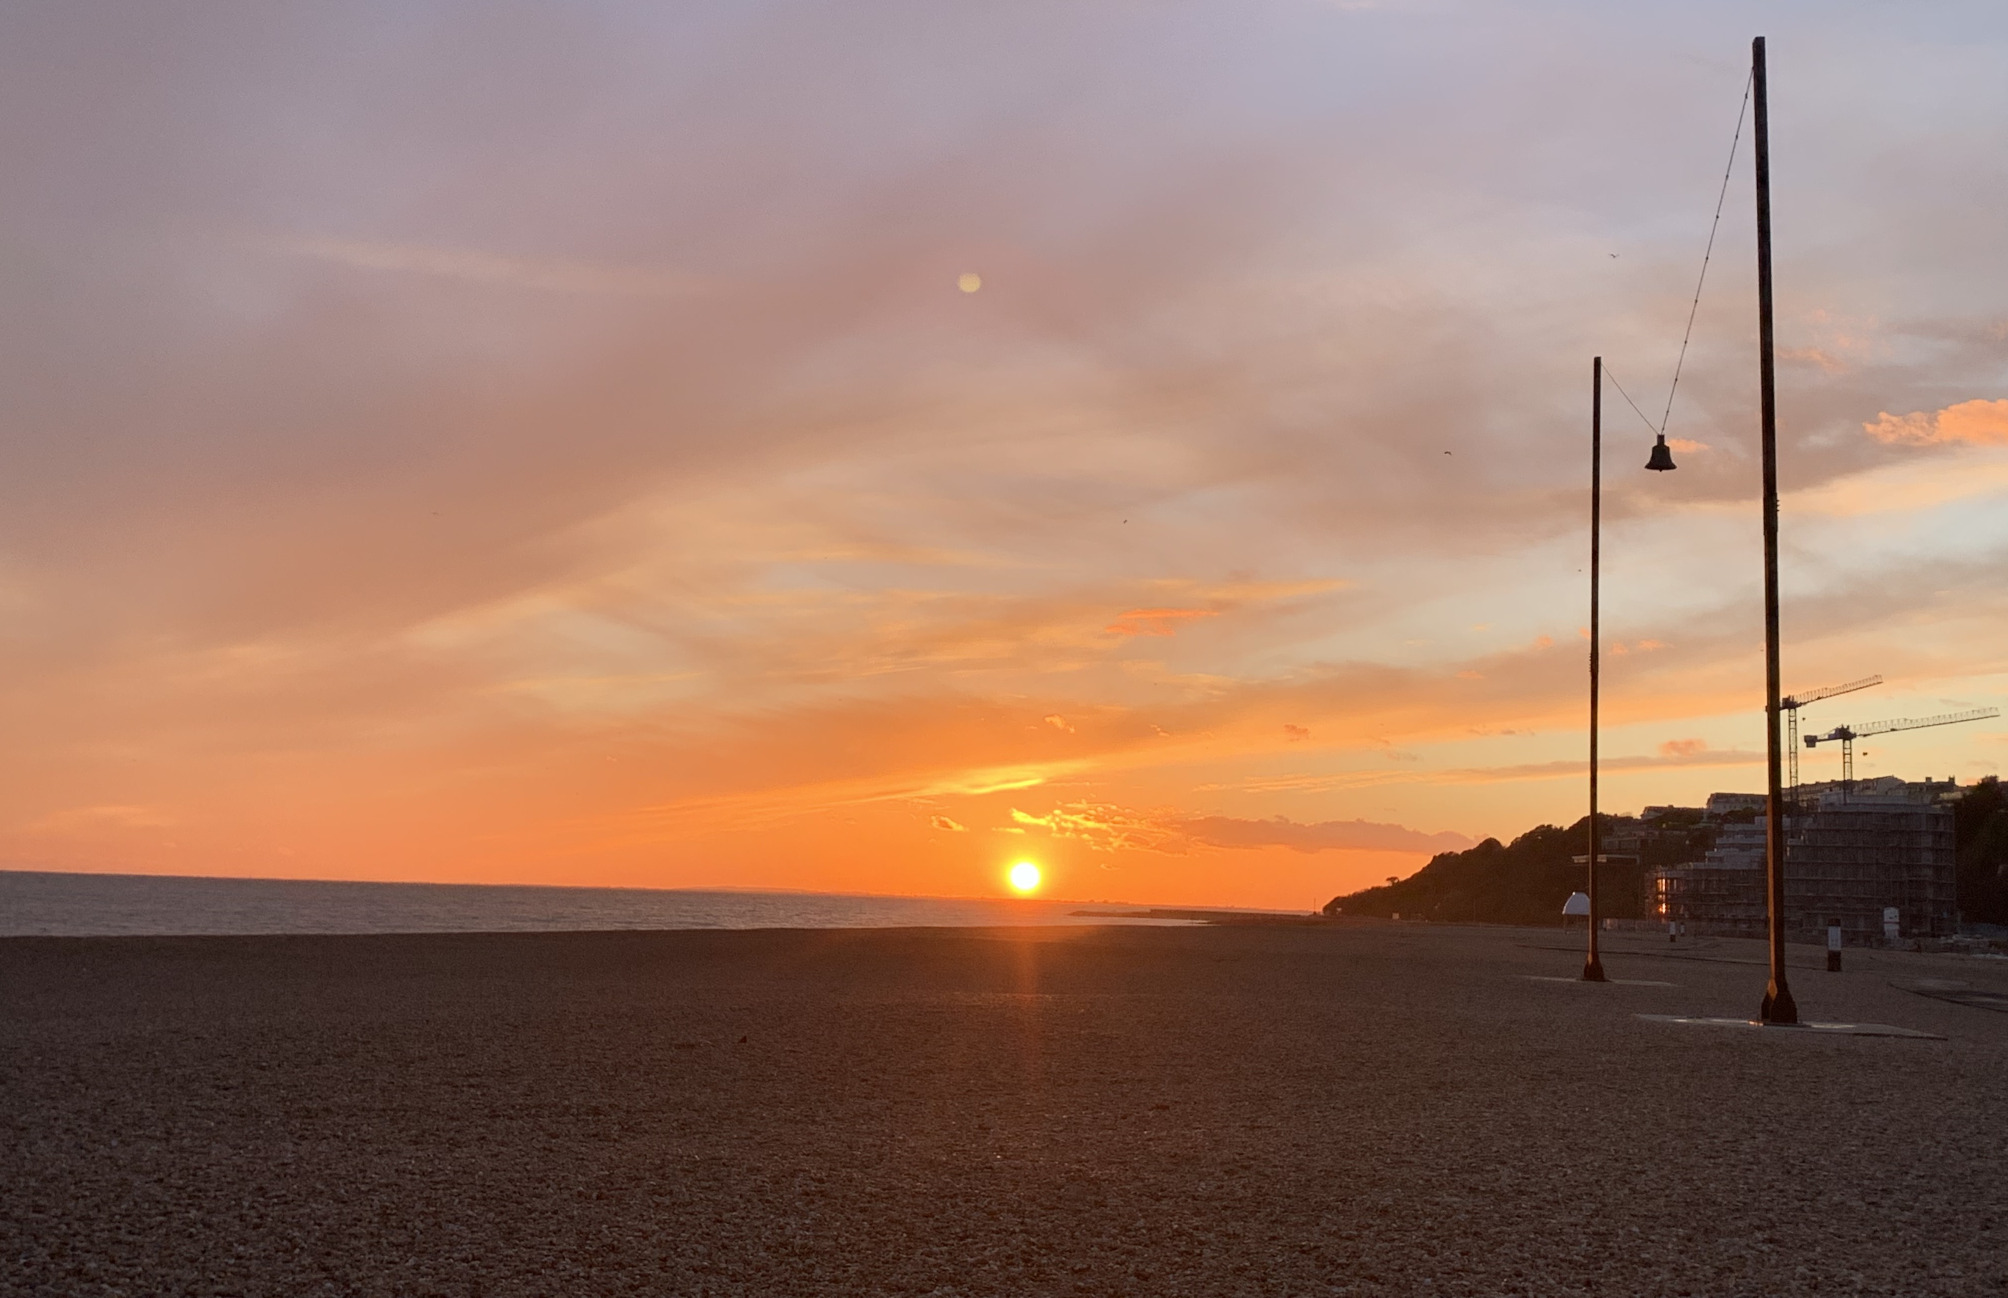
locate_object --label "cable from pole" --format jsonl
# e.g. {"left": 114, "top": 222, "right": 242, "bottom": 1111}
{"left": 1657, "top": 71, "right": 1755, "bottom": 437}
{"left": 1600, "top": 363, "right": 1661, "bottom": 437}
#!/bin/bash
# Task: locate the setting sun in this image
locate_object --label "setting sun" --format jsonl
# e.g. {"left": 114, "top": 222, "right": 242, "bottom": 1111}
{"left": 1007, "top": 861, "right": 1042, "bottom": 894}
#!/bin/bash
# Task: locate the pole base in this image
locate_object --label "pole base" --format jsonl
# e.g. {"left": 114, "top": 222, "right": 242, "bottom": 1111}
{"left": 1759, "top": 980, "right": 1798, "bottom": 1024}
{"left": 1582, "top": 958, "right": 1607, "bottom": 983}
{"left": 1826, "top": 951, "right": 1842, "bottom": 973}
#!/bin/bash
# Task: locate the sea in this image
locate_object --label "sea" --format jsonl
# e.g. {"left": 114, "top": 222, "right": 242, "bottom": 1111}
{"left": 0, "top": 870, "right": 1197, "bottom": 938}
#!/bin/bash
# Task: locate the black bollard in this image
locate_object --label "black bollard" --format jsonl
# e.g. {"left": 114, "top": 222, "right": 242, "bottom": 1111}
{"left": 1826, "top": 919, "right": 1842, "bottom": 973}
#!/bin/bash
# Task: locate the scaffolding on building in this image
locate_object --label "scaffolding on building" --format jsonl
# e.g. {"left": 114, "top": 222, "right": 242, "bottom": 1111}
{"left": 1653, "top": 817, "right": 1766, "bottom": 937}
{"left": 1785, "top": 782, "right": 1958, "bottom": 942}
{"left": 1652, "top": 778, "right": 1960, "bottom": 942}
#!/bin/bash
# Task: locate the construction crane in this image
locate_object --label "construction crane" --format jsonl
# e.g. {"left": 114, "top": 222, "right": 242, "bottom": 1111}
{"left": 1782, "top": 675, "right": 1883, "bottom": 800}
{"left": 1802, "top": 707, "right": 1999, "bottom": 797}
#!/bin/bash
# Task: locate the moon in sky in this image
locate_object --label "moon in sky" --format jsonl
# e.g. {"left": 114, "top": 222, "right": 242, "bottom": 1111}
{"left": 958, "top": 272, "right": 982, "bottom": 293}
{"left": 1007, "top": 861, "right": 1041, "bottom": 894}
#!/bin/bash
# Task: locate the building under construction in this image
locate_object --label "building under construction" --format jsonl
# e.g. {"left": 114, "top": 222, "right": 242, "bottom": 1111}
{"left": 1788, "top": 777, "right": 1961, "bottom": 941}
{"left": 1652, "top": 777, "right": 1962, "bottom": 941}
{"left": 1650, "top": 810, "right": 1766, "bottom": 937}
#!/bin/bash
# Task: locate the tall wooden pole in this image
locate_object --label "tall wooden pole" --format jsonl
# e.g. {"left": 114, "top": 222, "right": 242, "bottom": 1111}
{"left": 1753, "top": 35, "right": 1798, "bottom": 1025}
{"left": 1585, "top": 357, "right": 1607, "bottom": 982}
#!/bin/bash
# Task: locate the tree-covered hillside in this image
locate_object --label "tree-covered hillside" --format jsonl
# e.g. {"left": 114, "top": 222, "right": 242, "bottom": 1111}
{"left": 1955, "top": 776, "right": 2008, "bottom": 925}
{"left": 1331, "top": 779, "right": 2008, "bottom": 928}
{"left": 1325, "top": 817, "right": 1645, "bottom": 926}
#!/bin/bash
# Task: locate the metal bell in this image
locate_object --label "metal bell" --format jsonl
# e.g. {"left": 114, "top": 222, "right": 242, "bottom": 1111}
{"left": 1645, "top": 434, "right": 1677, "bottom": 471}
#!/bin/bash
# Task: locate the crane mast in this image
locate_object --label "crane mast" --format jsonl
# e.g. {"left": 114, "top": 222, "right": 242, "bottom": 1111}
{"left": 1780, "top": 674, "right": 1882, "bottom": 808}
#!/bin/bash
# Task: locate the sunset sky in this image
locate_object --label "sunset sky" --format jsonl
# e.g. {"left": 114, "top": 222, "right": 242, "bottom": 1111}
{"left": 4, "top": 2, "right": 2007, "bottom": 908}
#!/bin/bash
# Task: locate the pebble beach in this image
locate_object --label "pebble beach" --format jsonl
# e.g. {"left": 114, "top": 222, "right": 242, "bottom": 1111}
{"left": 5, "top": 921, "right": 2006, "bottom": 1296}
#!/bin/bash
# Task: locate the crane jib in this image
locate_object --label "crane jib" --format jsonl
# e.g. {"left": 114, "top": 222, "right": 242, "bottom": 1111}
{"left": 1803, "top": 707, "right": 2000, "bottom": 747}
{"left": 1781, "top": 674, "right": 1883, "bottom": 711}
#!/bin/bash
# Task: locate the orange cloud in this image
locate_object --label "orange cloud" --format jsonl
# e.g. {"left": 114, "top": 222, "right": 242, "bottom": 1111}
{"left": 1782, "top": 309, "right": 1883, "bottom": 375}
{"left": 1009, "top": 803, "right": 1179, "bottom": 853}
{"left": 1174, "top": 813, "right": 1472, "bottom": 855}
{"left": 1005, "top": 800, "right": 1471, "bottom": 857}
{"left": 1218, "top": 745, "right": 1765, "bottom": 796}
{"left": 1864, "top": 399, "right": 2008, "bottom": 446}
{"left": 1105, "top": 608, "right": 1221, "bottom": 637}
{"left": 1780, "top": 347, "right": 1849, "bottom": 375}
{"left": 29, "top": 804, "right": 178, "bottom": 832}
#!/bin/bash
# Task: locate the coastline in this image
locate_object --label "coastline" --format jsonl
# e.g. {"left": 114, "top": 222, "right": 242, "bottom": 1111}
{"left": 0, "top": 868, "right": 1232, "bottom": 938}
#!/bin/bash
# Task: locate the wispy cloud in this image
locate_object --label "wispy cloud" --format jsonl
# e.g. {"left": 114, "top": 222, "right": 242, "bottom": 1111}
{"left": 285, "top": 236, "right": 699, "bottom": 297}
{"left": 1793, "top": 443, "right": 2008, "bottom": 517}
{"left": 1176, "top": 814, "right": 1473, "bottom": 854}
{"left": 1105, "top": 608, "right": 1221, "bottom": 637}
{"left": 1216, "top": 746, "right": 1765, "bottom": 796}
{"left": 30, "top": 804, "right": 177, "bottom": 832}
{"left": 1005, "top": 801, "right": 1470, "bottom": 856}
